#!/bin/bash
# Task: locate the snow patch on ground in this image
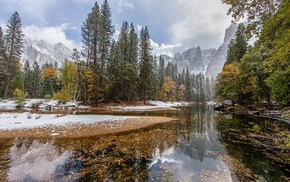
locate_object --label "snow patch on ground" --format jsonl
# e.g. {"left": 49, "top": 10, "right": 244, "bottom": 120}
{"left": 0, "top": 99, "right": 90, "bottom": 113}
{"left": 148, "top": 101, "right": 188, "bottom": 107}
{"left": 0, "top": 100, "right": 185, "bottom": 131}
{"left": 0, "top": 112, "right": 136, "bottom": 131}
{"left": 0, "top": 100, "right": 18, "bottom": 110}
{"left": 105, "top": 101, "right": 188, "bottom": 111}
{"left": 120, "top": 101, "right": 188, "bottom": 111}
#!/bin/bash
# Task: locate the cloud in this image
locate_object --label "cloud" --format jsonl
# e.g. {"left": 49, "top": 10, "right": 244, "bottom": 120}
{"left": 117, "top": 0, "right": 134, "bottom": 13}
{"left": 113, "top": 29, "right": 121, "bottom": 40}
{"left": 119, "top": 0, "right": 232, "bottom": 51}
{"left": 23, "top": 24, "right": 80, "bottom": 50}
{"left": 0, "top": 0, "right": 57, "bottom": 24}
{"left": 73, "top": 0, "right": 94, "bottom": 3}
{"left": 150, "top": 39, "right": 181, "bottom": 58}
{"left": 137, "top": 24, "right": 143, "bottom": 32}
{"left": 1, "top": 0, "right": 233, "bottom": 57}
{"left": 168, "top": 0, "right": 231, "bottom": 49}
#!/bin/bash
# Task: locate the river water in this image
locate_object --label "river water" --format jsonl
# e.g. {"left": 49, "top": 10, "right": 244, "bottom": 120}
{"left": 0, "top": 105, "right": 288, "bottom": 181}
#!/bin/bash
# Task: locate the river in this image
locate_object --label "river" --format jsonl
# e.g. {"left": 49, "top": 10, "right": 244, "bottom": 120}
{"left": 0, "top": 105, "right": 289, "bottom": 181}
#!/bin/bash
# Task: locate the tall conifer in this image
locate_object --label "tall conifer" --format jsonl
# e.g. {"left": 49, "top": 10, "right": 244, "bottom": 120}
{"left": 31, "top": 61, "right": 42, "bottom": 98}
{"left": 0, "top": 27, "right": 7, "bottom": 95}
{"left": 3, "top": 11, "right": 24, "bottom": 97}
{"left": 139, "top": 26, "right": 153, "bottom": 103}
{"left": 185, "top": 67, "right": 192, "bottom": 101}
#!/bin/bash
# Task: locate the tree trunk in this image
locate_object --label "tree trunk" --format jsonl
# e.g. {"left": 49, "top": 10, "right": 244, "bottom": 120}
{"left": 3, "top": 74, "right": 10, "bottom": 98}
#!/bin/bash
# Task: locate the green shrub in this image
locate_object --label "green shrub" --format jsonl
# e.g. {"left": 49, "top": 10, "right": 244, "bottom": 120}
{"left": 13, "top": 88, "right": 27, "bottom": 103}
{"left": 53, "top": 91, "right": 71, "bottom": 102}
{"left": 44, "top": 94, "right": 52, "bottom": 99}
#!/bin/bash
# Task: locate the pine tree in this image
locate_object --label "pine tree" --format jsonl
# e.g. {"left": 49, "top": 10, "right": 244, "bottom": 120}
{"left": 100, "top": 0, "right": 114, "bottom": 64}
{"left": 88, "top": 2, "right": 101, "bottom": 67}
{"left": 108, "top": 21, "right": 138, "bottom": 101}
{"left": 10, "top": 63, "right": 24, "bottom": 97}
{"left": 81, "top": 1, "right": 115, "bottom": 104}
{"left": 0, "top": 27, "right": 5, "bottom": 60}
{"left": 126, "top": 23, "right": 139, "bottom": 100}
{"left": 81, "top": 2, "right": 101, "bottom": 104}
{"left": 198, "top": 73, "right": 206, "bottom": 102}
{"left": 81, "top": 16, "right": 93, "bottom": 65}
{"left": 23, "top": 61, "right": 33, "bottom": 97}
{"left": 107, "top": 40, "right": 121, "bottom": 100}
{"left": 225, "top": 23, "right": 248, "bottom": 65}
{"left": 0, "top": 27, "right": 7, "bottom": 96}
{"left": 191, "top": 74, "right": 197, "bottom": 101}
{"left": 205, "top": 77, "right": 212, "bottom": 101}
{"left": 150, "top": 56, "right": 159, "bottom": 100}
{"left": 99, "top": 0, "right": 114, "bottom": 98}
{"left": 31, "top": 61, "right": 42, "bottom": 98}
{"left": 117, "top": 21, "right": 129, "bottom": 100}
{"left": 165, "top": 62, "right": 173, "bottom": 78}
{"left": 139, "top": 26, "right": 153, "bottom": 103}
{"left": 185, "top": 67, "right": 191, "bottom": 101}
{"left": 3, "top": 11, "right": 24, "bottom": 98}
{"left": 158, "top": 56, "right": 165, "bottom": 93}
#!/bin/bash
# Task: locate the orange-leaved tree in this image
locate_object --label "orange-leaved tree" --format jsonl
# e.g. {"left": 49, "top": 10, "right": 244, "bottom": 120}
{"left": 159, "top": 77, "right": 176, "bottom": 101}
{"left": 215, "top": 64, "right": 241, "bottom": 104}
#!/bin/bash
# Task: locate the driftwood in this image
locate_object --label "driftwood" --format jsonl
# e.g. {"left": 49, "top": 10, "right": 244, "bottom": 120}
{"left": 230, "top": 133, "right": 290, "bottom": 165}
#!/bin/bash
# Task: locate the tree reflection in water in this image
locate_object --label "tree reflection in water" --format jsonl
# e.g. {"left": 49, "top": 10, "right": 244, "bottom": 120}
{"left": 0, "top": 105, "right": 237, "bottom": 181}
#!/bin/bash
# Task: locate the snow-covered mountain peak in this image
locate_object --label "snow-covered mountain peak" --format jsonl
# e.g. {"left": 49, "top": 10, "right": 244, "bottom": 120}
{"left": 21, "top": 38, "right": 72, "bottom": 68}
{"left": 163, "top": 23, "right": 238, "bottom": 78}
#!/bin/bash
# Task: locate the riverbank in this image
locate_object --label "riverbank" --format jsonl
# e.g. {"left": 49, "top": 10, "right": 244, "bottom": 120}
{"left": 0, "top": 99, "right": 188, "bottom": 114}
{"left": 215, "top": 104, "right": 290, "bottom": 181}
{"left": 0, "top": 100, "right": 180, "bottom": 138}
{"left": 214, "top": 103, "right": 290, "bottom": 123}
{"left": 0, "top": 116, "right": 174, "bottom": 138}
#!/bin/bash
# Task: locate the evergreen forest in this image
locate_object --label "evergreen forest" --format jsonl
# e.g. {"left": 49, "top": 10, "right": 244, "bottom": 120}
{"left": 0, "top": 0, "right": 214, "bottom": 105}
{"left": 0, "top": 0, "right": 289, "bottom": 107}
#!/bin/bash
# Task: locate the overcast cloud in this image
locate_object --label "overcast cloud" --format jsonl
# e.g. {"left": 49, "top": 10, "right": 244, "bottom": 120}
{"left": 0, "top": 0, "right": 232, "bottom": 56}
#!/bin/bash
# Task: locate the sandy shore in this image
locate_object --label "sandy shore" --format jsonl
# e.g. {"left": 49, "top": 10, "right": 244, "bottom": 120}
{"left": 0, "top": 116, "right": 174, "bottom": 138}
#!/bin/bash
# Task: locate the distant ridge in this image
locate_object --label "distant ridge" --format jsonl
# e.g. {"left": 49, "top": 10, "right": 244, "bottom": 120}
{"left": 163, "top": 24, "right": 238, "bottom": 78}
{"left": 20, "top": 24, "right": 238, "bottom": 77}
{"left": 21, "top": 38, "right": 72, "bottom": 67}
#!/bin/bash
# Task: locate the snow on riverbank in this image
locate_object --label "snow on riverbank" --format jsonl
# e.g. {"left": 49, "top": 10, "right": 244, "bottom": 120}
{"left": 0, "top": 100, "right": 184, "bottom": 131}
{"left": 149, "top": 101, "right": 188, "bottom": 107}
{"left": 0, "top": 112, "right": 136, "bottom": 131}
{"left": 120, "top": 101, "right": 188, "bottom": 111}
{"left": 0, "top": 100, "right": 18, "bottom": 110}
{"left": 0, "top": 99, "right": 186, "bottom": 112}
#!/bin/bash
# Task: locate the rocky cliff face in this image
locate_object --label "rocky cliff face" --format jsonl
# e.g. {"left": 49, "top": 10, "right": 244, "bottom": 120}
{"left": 206, "top": 24, "right": 238, "bottom": 78}
{"left": 21, "top": 39, "right": 72, "bottom": 67}
{"left": 164, "top": 24, "right": 238, "bottom": 78}
{"left": 169, "top": 47, "right": 217, "bottom": 75}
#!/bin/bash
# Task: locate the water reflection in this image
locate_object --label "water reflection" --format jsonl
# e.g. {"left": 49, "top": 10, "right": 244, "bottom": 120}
{"left": 215, "top": 113, "right": 289, "bottom": 181}
{"left": 0, "top": 105, "right": 233, "bottom": 182}
{"left": 8, "top": 139, "right": 73, "bottom": 181}
{"left": 148, "top": 105, "right": 232, "bottom": 181}
{"left": 1, "top": 105, "right": 288, "bottom": 181}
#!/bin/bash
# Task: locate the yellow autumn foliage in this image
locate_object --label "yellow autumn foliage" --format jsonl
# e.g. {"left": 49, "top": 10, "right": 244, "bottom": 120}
{"left": 43, "top": 67, "right": 57, "bottom": 79}
{"left": 159, "top": 77, "right": 176, "bottom": 101}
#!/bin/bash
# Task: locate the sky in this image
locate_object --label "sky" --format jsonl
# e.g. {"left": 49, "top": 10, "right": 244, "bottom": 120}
{"left": 0, "top": 0, "right": 232, "bottom": 57}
